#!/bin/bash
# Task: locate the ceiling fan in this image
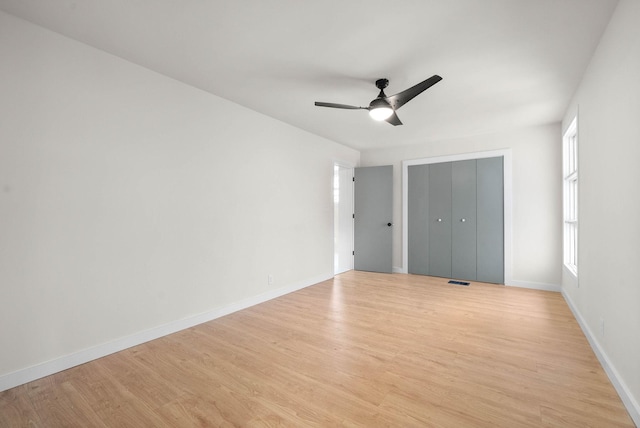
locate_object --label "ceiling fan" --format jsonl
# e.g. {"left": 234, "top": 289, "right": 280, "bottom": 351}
{"left": 314, "top": 75, "right": 442, "bottom": 126}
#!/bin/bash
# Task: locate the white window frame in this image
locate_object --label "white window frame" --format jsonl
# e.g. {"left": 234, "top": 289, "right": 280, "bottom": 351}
{"left": 563, "top": 117, "right": 578, "bottom": 277}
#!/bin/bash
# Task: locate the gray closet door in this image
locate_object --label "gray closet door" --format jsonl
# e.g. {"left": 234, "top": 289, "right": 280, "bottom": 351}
{"left": 427, "top": 162, "right": 452, "bottom": 278}
{"left": 407, "top": 156, "right": 504, "bottom": 283}
{"left": 451, "top": 160, "right": 477, "bottom": 281}
{"left": 354, "top": 165, "right": 393, "bottom": 273}
{"left": 408, "top": 165, "right": 429, "bottom": 275}
{"left": 476, "top": 157, "right": 504, "bottom": 283}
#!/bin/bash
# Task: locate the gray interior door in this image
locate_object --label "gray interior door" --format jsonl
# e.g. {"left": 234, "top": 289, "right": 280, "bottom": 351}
{"left": 354, "top": 165, "right": 393, "bottom": 273}
{"left": 476, "top": 157, "right": 504, "bottom": 283}
{"left": 408, "top": 165, "right": 430, "bottom": 275}
{"left": 451, "top": 160, "right": 477, "bottom": 281}
{"left": 427, "top": 162, "right": 452, "bottom": 278}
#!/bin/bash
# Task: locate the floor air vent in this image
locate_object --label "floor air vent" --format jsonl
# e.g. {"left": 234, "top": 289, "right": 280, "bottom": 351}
{"left": 448, "top": 280, "right": 470, "bottom": 286}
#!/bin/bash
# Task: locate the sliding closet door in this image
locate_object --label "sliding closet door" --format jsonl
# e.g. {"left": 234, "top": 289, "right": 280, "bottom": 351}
{"left": 477, "top": 157, "right": 504, "bottom": 283}
{"left": 451, "top": 160, "right": 477, "bottom": 281}
{"left": 427, "top": 162, "right": 452, "bottom": 278}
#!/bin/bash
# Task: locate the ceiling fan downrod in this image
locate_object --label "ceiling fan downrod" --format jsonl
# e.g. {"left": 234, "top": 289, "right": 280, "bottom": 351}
{"left": 375, "top": 78, "right": 389, "bottom": 98}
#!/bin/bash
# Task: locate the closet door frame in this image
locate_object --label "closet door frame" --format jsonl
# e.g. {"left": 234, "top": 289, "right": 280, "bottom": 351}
{"left": 401, "top": 149, "right": 512, "bottom": 284}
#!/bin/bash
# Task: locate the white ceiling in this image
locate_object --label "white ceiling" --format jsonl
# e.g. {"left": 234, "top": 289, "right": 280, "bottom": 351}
{"left": 0, "top": 0, "right": 618, "bottom": 151}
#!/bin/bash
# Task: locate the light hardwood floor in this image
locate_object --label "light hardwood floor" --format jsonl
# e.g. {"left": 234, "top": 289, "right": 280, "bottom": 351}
{"left": 1, "top": 271, "right": 635, "bottom": 427}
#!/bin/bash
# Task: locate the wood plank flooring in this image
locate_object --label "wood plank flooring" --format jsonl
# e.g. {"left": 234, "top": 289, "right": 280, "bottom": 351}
{"left": 1, "top": 271, "right": 635, "bottom": 427}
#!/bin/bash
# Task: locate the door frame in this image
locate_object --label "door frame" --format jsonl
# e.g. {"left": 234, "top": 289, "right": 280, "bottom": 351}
{"left": 401, "top": 149, "right": 513, "bottom": 284}
{"left": 333, "top": 161, "right": 355, "bottom": 275}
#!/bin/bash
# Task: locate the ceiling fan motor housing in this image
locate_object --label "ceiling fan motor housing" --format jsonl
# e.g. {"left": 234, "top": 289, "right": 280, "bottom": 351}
{"left": 369, "top": 97, "right": 392, "bottom": 110}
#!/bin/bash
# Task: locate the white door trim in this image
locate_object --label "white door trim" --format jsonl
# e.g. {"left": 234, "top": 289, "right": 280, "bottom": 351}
{"left": 333, "top": 161, "right": 355, "bottom": 275}
{"left": 401, "top": 149, "right": 513, "bottom": 285}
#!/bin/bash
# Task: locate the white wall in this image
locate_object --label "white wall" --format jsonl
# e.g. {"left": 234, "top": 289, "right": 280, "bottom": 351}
{"left": 0, "top": 11, "right": 359, "bottom": 387}
{"left": 561, "top": 0, "right": 640, "bottom": 422}
{"left": 360, "top": 123, "right": 563, "bottom": 289}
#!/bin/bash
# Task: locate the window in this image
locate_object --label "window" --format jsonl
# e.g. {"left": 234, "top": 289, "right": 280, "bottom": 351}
{"left": 563, "top": 117, "right": 578, "bottom": 276}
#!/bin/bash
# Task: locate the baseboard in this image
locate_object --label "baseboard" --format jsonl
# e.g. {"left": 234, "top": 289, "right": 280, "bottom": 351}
{"left": 562, "top": 291, "right": 640, "bottom": 426}
{"left": 0, "top": 272, "right": 333, "bottom": 393}
{"left": 506, "top": 279, "right": 561, "bottom": 292}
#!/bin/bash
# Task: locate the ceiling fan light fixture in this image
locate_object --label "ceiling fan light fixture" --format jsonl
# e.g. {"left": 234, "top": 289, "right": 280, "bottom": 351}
{"left": 369, "top": 100, "right": 394, "bottom": 121}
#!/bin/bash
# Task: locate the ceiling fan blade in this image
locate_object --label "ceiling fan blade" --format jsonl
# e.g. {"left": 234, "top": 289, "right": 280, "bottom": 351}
{"left": 314, "top": 101, "right": 366, "bottom": 110}
{"left": 385, "top": 111, "right": 403, "bottom": 126}
{"left": 386, "top": 75, "right": 442, "bottom": 110}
